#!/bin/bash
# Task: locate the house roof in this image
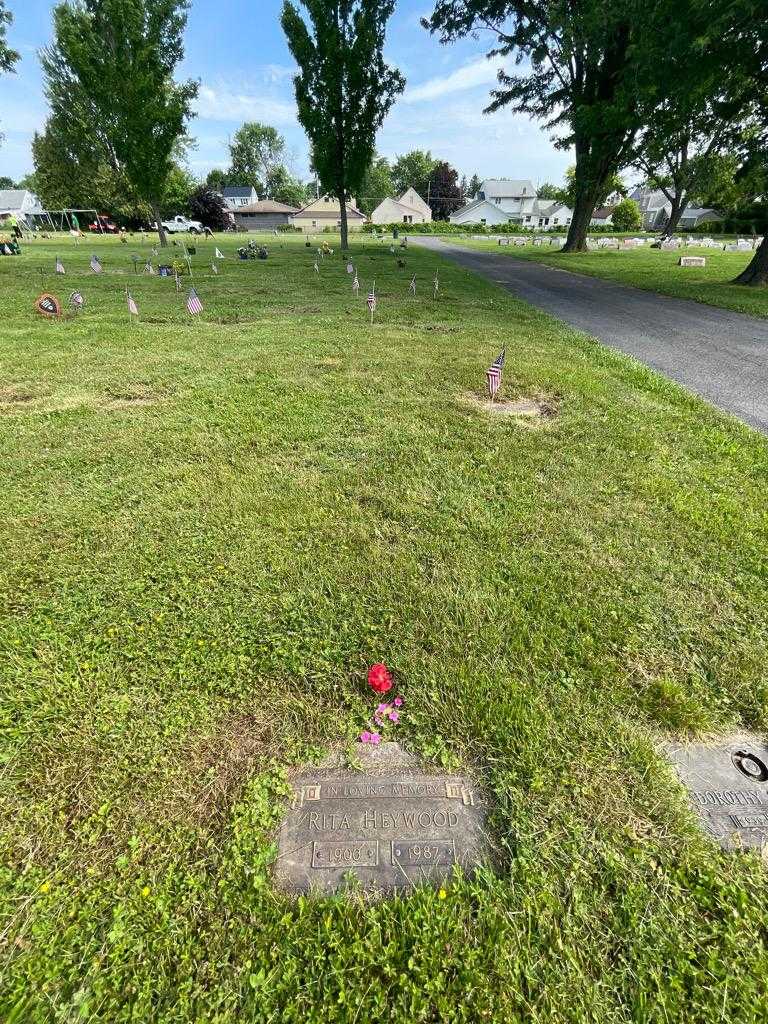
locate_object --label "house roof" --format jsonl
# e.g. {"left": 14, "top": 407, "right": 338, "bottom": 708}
{"left": 295, "top": 198, "right": 366, "bottom": 219}
{"left": 0, "top": 189, "right": 30, "bottom": 210}
{"left": 372, "top": 197, "right": 421, "bottom": 218}
{"left": 680, "top": 206, "right": 722, "bottom": 220}
{"left": 451, "top": 197, "right": 510, "bottom": 220}
{"left": 222, "top": 186, "right": 256, "bottom": 198}
{"left": 592, "top": 206, "right": 616, "bottom": 219}
{"left": 235, "top": 200, "right": 299, "bottom": 214}
{"left": 480, "top": 179, "right": 537, "bottom": 197}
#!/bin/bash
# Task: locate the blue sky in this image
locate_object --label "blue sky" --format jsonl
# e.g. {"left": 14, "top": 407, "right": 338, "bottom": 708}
{"left": 0, "top": 0, "right": 571, "bottom": 188}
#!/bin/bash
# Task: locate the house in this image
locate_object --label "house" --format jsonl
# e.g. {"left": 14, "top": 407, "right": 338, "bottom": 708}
{"left": 230, "top": 200, "right": 299, "bottom": 231}
{"left": 449, "top": 179, "right": 573, "bottom": 228}
{"left": 292, "top": 194, "right": 367, "bottom": 233}
{"left": 221, "top": 186, "right": 259, "bottom": 210}
{"left": 0, "top": 189, "right": 48, "bottom": 229}
{"left": 630, "top": 187, "right": 672, "bottom": 229}
{"left": 370, "top": 188, "right": 432, "bottom": 225}
{"left": 590, "top": 206, "right": 616, "bottom": 227}
{"left": 679, "top": 206, "right": 723, "bottom": 229}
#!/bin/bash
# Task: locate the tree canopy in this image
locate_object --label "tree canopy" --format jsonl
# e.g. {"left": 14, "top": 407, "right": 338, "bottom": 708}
{"left": 427, "top": 160, "right": 462, "bottom": 220}
{"left": 228, "top": 122, "right": 286, "bottom": 194}
{"left": 359, "top": 156, "right": 395, "bottom": 215}
{"left": 392, "top": 150, "right": 436, "bottom": 199}
{"left": 281, "top": 0, "right": 404, "bottom": 249}
{"left": 0, "top": 0, "right": 18, "bottom": 74}
{"left": 49, "top": 0, "right": 198, "bottom": 244}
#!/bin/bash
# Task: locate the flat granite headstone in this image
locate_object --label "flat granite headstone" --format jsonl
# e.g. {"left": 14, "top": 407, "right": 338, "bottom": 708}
{"left": 679, "top": 255, "right": 706, "bottom": 267}
{"left": 665, "top": 735, "right": 768, "bottom": 850}
{"left": 274, "top": 742, "right": 491, "bottom": 894}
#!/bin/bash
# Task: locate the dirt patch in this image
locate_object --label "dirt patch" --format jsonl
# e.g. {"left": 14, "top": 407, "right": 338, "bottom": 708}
{"left": 0, "top": 385, "right": 38, "bottom": 407}
{"left": 101, "top": 385, "right": 164, "bottom": 411}
{"left": 463, "top": 391, "right": 559, "bottom": 423}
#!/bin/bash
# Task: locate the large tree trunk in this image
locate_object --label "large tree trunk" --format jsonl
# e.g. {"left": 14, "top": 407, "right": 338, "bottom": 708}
{"left": 562, "top": 189, "right": 599, "bottom": 252}
{"left": 733, "top": 234, "right": 768, "bottom": 286}
{"left": 151, "top": 201, "right": 168, "bottom": 248}
{"left": 339, "top": 195, "right": 349, "bottom": 251}
{"left": 663, "top": 196, "right": 688, "bottom": 238}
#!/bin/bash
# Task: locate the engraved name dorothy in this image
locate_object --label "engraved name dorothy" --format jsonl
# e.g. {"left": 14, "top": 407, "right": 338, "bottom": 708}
{"left": 692, "top": 789, "right": 765, "bottom": 807}
{"left": 302, "top": 808, "right": 462, "bottom": 832}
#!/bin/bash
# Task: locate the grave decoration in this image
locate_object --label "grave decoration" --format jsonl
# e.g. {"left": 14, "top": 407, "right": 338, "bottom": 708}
{"left": 665, "top": 735, "right": 768, "bottom": 850}
{"left": 35, "top": 293, "right": 62, "bottom": 318}
{"left": 274, "top": 664, "right": 492, "bottom": 895}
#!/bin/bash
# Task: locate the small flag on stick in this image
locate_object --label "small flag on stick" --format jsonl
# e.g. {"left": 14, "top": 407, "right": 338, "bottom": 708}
{"left": 174, "top": 271, "right": 181, "bottom": 293}
{"left": 186, "top": 287, "right": 203, "bottom": 316}
{"left": 69, "top": 290, "right": 84, "bottom": 312}
{"left": 55, "top": 257, "right": 65, "bottom": 275}
{"left": 215, "top": 247, "right": 225, "bottom": 259}
{"left": 126, "top": 289, "right": 138, "bottom": 319}
{"left": 433, "top": 272, "right": 439, "bottom": 298}
{"left": 485, "top": 348, "right": 506, "bottom": 401}
{"left": 211, "top": 262, "right": 218, "bottom": 275}
{"left": 367, "top": 281, "right": 377, "bottom": 324}
{"left": 352, "top": 273, "right": 359, "bottom": 294}
{"left": 90, "top": 254, "right": 102, "bottom": 274}
{"left": 313, "top": 261, "right": 319, "bottom": 274}
{"left": 346, "top": 261, "right": 354, "bottom": 274}
{"left": 144, "top": 260, "right": 155, "bottom": 275}
{"left": 409, "top": 274, "right": 416, "bottom": 295}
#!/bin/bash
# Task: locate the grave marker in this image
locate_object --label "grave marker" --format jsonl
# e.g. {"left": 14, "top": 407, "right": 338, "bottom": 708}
{"left": 679, "top": 256, "right": 706, "bottom": 267}
{"left": 274, "top": 742, "right": 491, "bottom": 894}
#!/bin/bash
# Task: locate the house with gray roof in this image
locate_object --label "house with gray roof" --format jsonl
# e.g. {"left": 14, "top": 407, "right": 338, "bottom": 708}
{"left": 0, "top": 189, "right": 47, "bottom": 228}
{"left": 221, "top": 186, "right": 259, "bottom": 210}
{"left": 450, "top": 179, "right": 572, "bottom": 228}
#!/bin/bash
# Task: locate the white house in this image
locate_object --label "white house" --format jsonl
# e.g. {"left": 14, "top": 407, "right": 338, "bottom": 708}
{"left": 590, "top": 206, "right": 616, "bottom": 227}
{"left": 370, "top": 187, "right": 432, "bottom": 225}
{"left": 0, "top": 189, "right": 48, "bottom": 228}
{"left": 450, "top": 179, "right": 573, "bottom": 228}
{"left": 221, "top": 186, "right": 259, "bottom": 210}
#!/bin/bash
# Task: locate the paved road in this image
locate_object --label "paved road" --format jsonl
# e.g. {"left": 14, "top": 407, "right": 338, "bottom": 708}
{"left": 417, "top": 237, "right": 768, "bottom": 434}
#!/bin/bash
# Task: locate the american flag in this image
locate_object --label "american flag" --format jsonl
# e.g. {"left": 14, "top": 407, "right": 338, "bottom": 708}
{"left": 409, "top": 275, "right": 416, "bottom": 295}
{"left": 313, "top": 261, "right": 319, "bottom": 274}
{"left": 433, "top": 272, "right": 439, "bottom": 296}
{"left": 55, "top": 257, "right": 65, "bottom": 274}
{"left": 187, "top": 287, "right": 203, "bottom": 315}
{"left": 367, "top": 288, "right": 377, "bottom": 313}
{"left": 352, "top": 274, "right": 359, "bottom": 293}
{"left": 127, "top": 291, "right": 138, "bottom": 317}
{"left": 69, "top": 290, "right": 84, "bottom": 310}
{"left": 485, "top": 348, "right": 506, "bottom": 399}
{"left": 90, "top": 254, "right": 102, "bottom": 274}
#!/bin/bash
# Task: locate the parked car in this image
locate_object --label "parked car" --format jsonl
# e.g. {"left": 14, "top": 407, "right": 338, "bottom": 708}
{"left": 159, "top": 215, "right": 204, "bottom": 235}
{"left": 88, "top": 215, "right": 118, "bottom": 233}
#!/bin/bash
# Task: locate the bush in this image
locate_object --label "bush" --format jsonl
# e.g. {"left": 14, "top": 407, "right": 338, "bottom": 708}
{"left": 610, "top": 198, "right": 642, "bottom": 232}
{"left": 188, "top": 186, "right": 229, "bottom": 232}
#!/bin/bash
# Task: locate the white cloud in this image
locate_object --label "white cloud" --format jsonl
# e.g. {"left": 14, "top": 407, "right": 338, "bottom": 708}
{"left": 195, "top": 84, "right": 296, "bottom": 125}
{"left": 402, "top": 57, "right": 500, "bottom": 104}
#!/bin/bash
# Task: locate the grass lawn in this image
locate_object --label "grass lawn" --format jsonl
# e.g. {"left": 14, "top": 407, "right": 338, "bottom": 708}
{"left": 450, "top": 237, "right": 768, "bottom": 318}
{"left": 2, "top": 232, "right": 768, "bottom": 1022}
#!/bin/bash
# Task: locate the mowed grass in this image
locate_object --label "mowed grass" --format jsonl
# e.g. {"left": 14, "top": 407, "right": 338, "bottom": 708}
{"left": 453, "top": 236, "right": 768, "bottom": 317}
{"left": 2, "top": 232, "right": 768, "bottom": 1022}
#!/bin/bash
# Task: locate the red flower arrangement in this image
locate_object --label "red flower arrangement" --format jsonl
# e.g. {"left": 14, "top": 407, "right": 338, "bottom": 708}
{"left": 367, "top": 662, "right": 393, "bottom": 695}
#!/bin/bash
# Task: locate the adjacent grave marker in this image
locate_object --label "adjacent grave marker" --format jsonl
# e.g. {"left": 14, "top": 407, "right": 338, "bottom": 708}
{"left": 275, "top": 742, "right": 491, "bottom": 894}
{"left": 665, "top": 734, "right": 768, "bottom": 850}
{"left": 679, "top": 256, "right": 706, "bottom": 267}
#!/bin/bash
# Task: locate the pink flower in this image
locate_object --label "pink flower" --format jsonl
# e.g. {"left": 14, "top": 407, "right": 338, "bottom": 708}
{"left": 388, "top": 710, "right": 399, "bottom": 723}
{"left": 370, "top": 732, "right": 381, "bottom": 745}
{"left": 360, "top": 731, "right": 372, "bottom": 743}
{"left": 376, "top": 703, "right": 390, "bottom": 715}
{"left": 393, "top": 697, "right": 403, "bottom": 707}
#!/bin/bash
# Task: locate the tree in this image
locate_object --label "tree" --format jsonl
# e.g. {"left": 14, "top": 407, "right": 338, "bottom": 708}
{"left": 611, "top": 197, "right": 642, "bottom": 231}
{"left": 228, "top": 122, "right": 285, "bottom": 194}
{"left": 392, "top": 150, "right": 436, "bottom": 199}
{"left": 0, "top": 175, "right": 14, "bottom": 188}
{"left": 552, "top": 166, "right": 626, "bottom": 210}
{"left": 205, "top": 168, "right": 229, "bottom": 192}
{"left": 188, "top": 185, "right": 229, "bottom": 230}
{"left": 49, "top": 0, "right": 198, "bottom": 246}
{"left": 0, "top": 0, "right": 19, "bottom": 144}
{"left": 265, "top": 165, "right": 310, "bottom": 207}
{"left": 536, "top": 182, "right": 559, "bottom": 200}
{"left": 159, "top": 164, "right": 196, "bottom": 218}
{"left": 427, "top": 161, "right": 462, "bottom": 220}
{"left": 358, "top": 155, "right": 394, "bottom": 215}
{"left": 423, "top": 0, "right": 712, "bottom": 252}
{"left": 281, "top": 0, "right": 404, "bottom": 250}
{"left": 469, "top": 173, "right": 482, "bottom": 198}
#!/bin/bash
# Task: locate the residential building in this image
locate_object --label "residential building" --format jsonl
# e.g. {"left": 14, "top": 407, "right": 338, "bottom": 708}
{"left": 590, "top": 206, "right": 616, "bottom": 227}
{"left": 221, "top": 186, "right": 259, "bottom": 210}
{"left": 293, "top": 195, "right": 367, "bottom": 233}
{"left": 231, "top": 200, "right": 300, "bottom": 231}
{"left": 0, "top": 189, "right": 48, "bottom": 229}
{"left": 679, "top": 206, "right": 723, "bottom": 229}
{"left": 630, "top": 187, "right": 722, "bottom": 230}
{"left": 370, "top": 188, "right": 432, "bottom": 225}
{"left": 450, "top": 179, "right": 573, "bottom": 228}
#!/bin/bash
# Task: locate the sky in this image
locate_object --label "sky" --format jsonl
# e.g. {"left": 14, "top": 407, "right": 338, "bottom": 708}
{"left": 0, "top": 0, "right": 571, "bottom": 190}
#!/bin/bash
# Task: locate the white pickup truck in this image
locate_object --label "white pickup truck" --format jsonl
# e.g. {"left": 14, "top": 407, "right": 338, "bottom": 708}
{"left": 159, "top": 215, "right": 204, "bottom": 234}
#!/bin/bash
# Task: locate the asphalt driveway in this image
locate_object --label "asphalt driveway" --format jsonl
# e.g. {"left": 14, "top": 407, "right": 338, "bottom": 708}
{"left": 417, "top": 237, "right": 768, "bottom": 435}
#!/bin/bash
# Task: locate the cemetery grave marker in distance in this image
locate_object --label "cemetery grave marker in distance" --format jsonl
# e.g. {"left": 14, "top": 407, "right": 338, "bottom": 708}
{"left": 665, "top": 735, "right": 768, "bottom": 850}
{"left": 679, "top": 256, "right": 706, "bottom": 267}
{"left": 274, "top": 742, "right": 491, "bottom": 895}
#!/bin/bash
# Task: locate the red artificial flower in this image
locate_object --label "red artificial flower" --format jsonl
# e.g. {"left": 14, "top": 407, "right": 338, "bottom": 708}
{"left": 368, "top": 662, "right": 393, "bottom": 695}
